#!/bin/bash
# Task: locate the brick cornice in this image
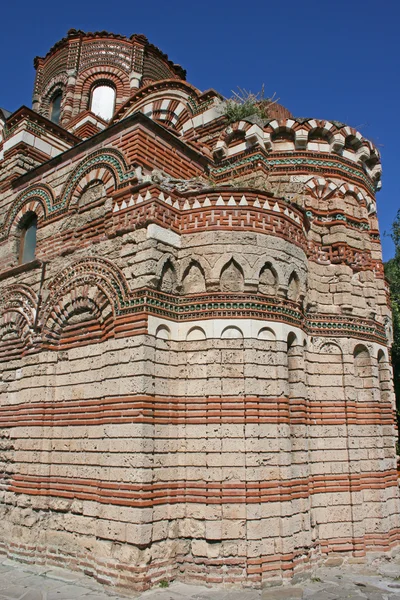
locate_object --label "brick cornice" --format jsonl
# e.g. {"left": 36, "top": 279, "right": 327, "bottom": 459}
{"left": 11, "top": 112, "right": 210, "bottom": 191}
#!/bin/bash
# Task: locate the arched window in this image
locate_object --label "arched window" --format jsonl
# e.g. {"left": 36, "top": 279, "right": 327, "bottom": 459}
{"left": 19, "top": 213, "right": 37, "bottom": 264}
{"left": 90, "top": 84, "right": 116, "bottom": 121}
{"left": 50, "top": 92, "right": 62, "bottom": 124}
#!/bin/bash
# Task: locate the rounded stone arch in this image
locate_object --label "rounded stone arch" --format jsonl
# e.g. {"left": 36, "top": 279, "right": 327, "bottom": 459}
{"left": 186, "top": 326, "right": 207, "bottom": 341}
{"left": 338, "top": 183, "right": 369, "bottom": 220}
{"left": 59, "top": 148, "right": 128, "bottom": 211}
{"left": 311, "top": 336, "right": 349, "bottom": 356}
{"left": 0, "top": 284, "right": 39, "bottom": 356}
{"left": 319, "top": 341, "right": 343, "bottom": 356}
{"left": 214, "top": 120, "right": 264, "bottom": 157}
{"left": 338, "top": 183, "right": 365, "bottom": 203}
{"left": 221, "top": 325, "right": 243, "bottom": 339}
{"left": 42, "top": 282, "right": 115, "bottom": 348}
{"left": 257, "top": 327, "right": 276, "bottom": 341}
{"left": 268, "top": 119, "right": 296, "bottom": 137}
{"left": 41, "top": 256, "right": 129, "bottom": 345}
{"left": 4, "top": 187, "right": 50, "bottom": 262}
{"left": 72, "top": 67, "right": 130, "bottom": 118}
{"left": 315, "top": 341, "right": 345, "bottom": 402}
{"left": 270, "top": 124, "right": 295, "bottom": 151}
{"left": 155, "top": 324, "right": 171, "bottom": 340}
{"left": 353, "top": 343, "right": 373, "bottom": 397}
{"left": 343, "top": 131, "right": 363, "bottom": 154}
{"left": 287, "top": 331, "right": 299, "bottom": 350}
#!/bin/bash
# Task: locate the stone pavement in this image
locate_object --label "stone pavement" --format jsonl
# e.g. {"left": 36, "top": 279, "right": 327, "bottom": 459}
{"left": 3, "top": 555, "right": 400, "bottom": 600}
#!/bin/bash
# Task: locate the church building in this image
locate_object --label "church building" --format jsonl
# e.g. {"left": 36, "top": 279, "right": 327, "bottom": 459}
{"left": 0, "top": 30, "right": 398, "bottom": 590}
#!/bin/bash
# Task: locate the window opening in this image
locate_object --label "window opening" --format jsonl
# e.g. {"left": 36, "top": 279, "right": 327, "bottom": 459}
{"left": 19, "top": 214, "right": 37, "bottom": 264}
{"left": 50, "top": 92, "right": 62, "bottom": 124}
{"left": 90, "top": 85, "right": 116, "bottom": 121}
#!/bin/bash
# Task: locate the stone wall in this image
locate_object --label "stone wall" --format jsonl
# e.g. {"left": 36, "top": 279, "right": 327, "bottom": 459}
{"left": 0, "top": 31, "right": 398, "bottom": 592}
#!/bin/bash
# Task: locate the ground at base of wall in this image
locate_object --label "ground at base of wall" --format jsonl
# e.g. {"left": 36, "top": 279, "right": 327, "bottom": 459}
{"left": 3, "top": 558, "right": 400, "bottom": 600}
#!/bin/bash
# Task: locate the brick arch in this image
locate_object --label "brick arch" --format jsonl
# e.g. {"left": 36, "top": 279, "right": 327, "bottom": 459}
{"left": 42, "top": 282, "right": 115, "bottom": 348}
{"left": 72, "top": 67, "right": 131, "bottom": 117}
{"left": 41, "top": 256, "right": 129, "bottom": 343}
{"left": 58, "top": 148, "right": 129, "bottom": 211}
{"left": 214, "top": 121, "right": 265, "bottom": 157}
{"left": 0, "top": 284, "right": 38, "bottom": 358}
{"left": 218, "top": 121, "right": 253, "bottom": 145}
{"left": 2, "top": 185, "right": 51, "bottom": 240}
{"left": 40, "top": 76, "right": 67, "bottom": 120}
{"left": 305, "top": 177, "right": 338, "bottom": 200}
{"left": 132, "top": 96, "right": 195, "bottom": 134}
{"left": 338, "top": 183, "right": 366, "bottom": 204}
{"left": 113, "top": 79, "right": 214, "bottom": 124}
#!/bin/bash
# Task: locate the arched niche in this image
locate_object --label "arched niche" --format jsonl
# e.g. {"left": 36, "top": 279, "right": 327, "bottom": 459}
{"left": 220, "top": 259, "right": 244, "bottom": 293}
{"left": 353, "top": 344, "right": 373, "bottom": 401}
{"left": 155, "top": 324, "right": 171, "bottom": 340}
{"left": 310, "top": 342, "right": 345, "bottom": 403}
{"left": 271, "top": 129, "right": 295, "bottom": 151}
{"left": 186, "top": 326, "right": 207, "bottom": 341}
{"left": 158, "top": 259, "right": 178, "bottom": 294}
{"left": 221, "top": 326, "right": 243, "bottom": 339}
{"left": 287, "top": 272, "right": 300, "bottom": 302}
{"left": 257, "top": 327, "right": 276, "bottom": 341}
{"left": 181, "top": 261, "right": 206, "bottom": 294}
{"left": 377, "top": 349, "right": 390, "bottom": 402}
{"left": 259, "top": 263, "right": 278, "bottom": 296}
{"left": 79, "top": 180, "right": 107, "bottom": 209}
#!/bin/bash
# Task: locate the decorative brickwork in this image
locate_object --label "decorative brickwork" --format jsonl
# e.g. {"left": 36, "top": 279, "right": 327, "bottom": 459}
{"left": 0, "top": 30, "right": 398, "bottom": 592}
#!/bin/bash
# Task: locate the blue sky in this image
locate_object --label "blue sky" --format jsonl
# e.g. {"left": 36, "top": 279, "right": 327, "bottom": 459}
{"left": 1, "top": 0, "right": 398, "bottom": 260}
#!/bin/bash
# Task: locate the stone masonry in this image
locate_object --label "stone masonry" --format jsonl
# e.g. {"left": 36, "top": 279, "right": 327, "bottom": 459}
{"left": 0, "top": 28, "right": 398, "bottom": 592}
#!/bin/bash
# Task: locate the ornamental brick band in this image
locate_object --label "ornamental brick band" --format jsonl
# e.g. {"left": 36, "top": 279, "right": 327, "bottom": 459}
{"left": 0, "top": 29, "right": 397, "bottom": 592}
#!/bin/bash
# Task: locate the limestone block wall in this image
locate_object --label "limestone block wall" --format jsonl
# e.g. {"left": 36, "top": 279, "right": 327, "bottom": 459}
{"left": 0, "top": 304, "right": 397, "bottom": 588}
{"left": 0, "top": 31, "right": 398, "bottom": 591}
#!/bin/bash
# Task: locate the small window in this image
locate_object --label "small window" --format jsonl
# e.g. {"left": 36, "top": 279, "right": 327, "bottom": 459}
{"left": 19, "top": 213, "right": 37, "bottom": 264}
{"left": 50, "top": 92, "right": 62, "bottom": 124}
{"left": 90, "top": 84, "right": 116, "bottom": 121}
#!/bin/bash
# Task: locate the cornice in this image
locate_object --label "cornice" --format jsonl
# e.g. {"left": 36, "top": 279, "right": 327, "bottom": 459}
{"left": 11, "top": 112, "right": 209, "bottom": 191}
